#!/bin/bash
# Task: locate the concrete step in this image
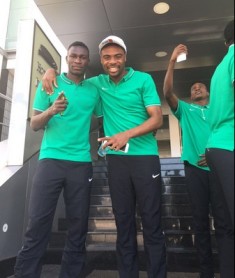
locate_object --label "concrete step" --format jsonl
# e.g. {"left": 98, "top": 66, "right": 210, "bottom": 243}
{"left": 162, "top": 176, "right": 186, "bottom": 185}
{"left": 162, "top": 184, "right": 187, "bottom": 194}
{"left": 91, "top": 185, "right": 110, "bottom": 195}
{"left": 88, "top": 204, "right": 193, "bottom": 218}
{"left": 90, "top": 193, "right": 190, "bottom": 206}
{"left": 58, "top": 216, "right": 215, "bottom": 233}
{"left": 48, "top": 230, "right": 218, "bottom": 250}
{"left": 91, "top": 184, "right": 188, "bottom": 195}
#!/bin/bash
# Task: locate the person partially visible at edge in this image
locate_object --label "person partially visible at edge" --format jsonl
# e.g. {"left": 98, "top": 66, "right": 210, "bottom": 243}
{"left": 41, "top": 35, "right": 167, "bottom": 278}
{"left": 206, "top": 19, "right": 234, "bottom": 277}
{"left": 14, "top": 41, "right": 102, "bottom": 278}
{"left": 163, "top": 44, "right": 234, "bottom": 278}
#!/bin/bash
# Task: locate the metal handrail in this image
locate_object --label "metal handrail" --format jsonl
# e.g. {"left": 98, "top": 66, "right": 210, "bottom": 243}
{"left": 0, "top": 93, "right": 12, "bottom": 103}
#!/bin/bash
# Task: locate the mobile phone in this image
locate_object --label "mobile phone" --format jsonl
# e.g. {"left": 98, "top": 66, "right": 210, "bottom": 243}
{"left": 176, "top": 52, "right": 187, "bottom": 63}
{"left": 58, "top": 92, "right": 66, "bottom": 100}
{"left": 57, "top": 92, "right": 66, "bottom": 116}
{"left": 119, "top": 143, "right": 129, "bottom": 153}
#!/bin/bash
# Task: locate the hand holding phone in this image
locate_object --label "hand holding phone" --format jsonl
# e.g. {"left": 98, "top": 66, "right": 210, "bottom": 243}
{"left": 98, "top": 142, "right": 129, "bottom": 157}
{"left": 97, "top": 136, "right": 130, "bottom": 156}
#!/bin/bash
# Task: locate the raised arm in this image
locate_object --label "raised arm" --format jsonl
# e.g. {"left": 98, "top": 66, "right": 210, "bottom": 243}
{"left": 163, "top": 44, "right": 188, "bottom": 111}
{"left": 42, "top": 68, "right": 58, "bottom": 94}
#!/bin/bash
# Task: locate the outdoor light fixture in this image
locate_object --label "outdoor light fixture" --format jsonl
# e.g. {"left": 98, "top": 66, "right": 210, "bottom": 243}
{"left": 155, "top": 51, "right": 168, "bottom": 57}
{"left": 153, "top": 2, "right": 170, "bottom": 14}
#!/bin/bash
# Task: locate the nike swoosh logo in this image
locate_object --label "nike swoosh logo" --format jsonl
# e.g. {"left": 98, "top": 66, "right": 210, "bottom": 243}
{"left": 152, "top": 174, "right": 160, "bottom": 179}
{"left": 89, "top": 178, "right": 93, "bottom": 182}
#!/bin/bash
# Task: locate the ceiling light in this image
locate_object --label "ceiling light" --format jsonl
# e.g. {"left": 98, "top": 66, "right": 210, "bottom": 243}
{"left": 155, "top": 51, "right": 167, "bottom": 57}
{"left": 154, "top": 2, "right": 170, "bottom": 14}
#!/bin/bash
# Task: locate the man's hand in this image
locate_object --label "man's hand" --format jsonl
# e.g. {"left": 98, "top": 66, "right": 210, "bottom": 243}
{"left": 197, "top": 154, "right": 208, "bottom": 167}
{"left": 170, "top": 44, "right": 188, "bottom": 63}
{"left": 42, "top": 68, "right": 58, "bottom": 95}
{"left": 98, "top": 132, "right": 130, "bottom": 151}
{"left": 48, "top": 92, "right": 68, "bottom": 116}
{"left": 31, "top": 92, "right": 68, "bottom": 131}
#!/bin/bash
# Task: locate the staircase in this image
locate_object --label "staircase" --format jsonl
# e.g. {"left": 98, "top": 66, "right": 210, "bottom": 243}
{"left": 47, "top": 157, "right": 219, "bottom": 272}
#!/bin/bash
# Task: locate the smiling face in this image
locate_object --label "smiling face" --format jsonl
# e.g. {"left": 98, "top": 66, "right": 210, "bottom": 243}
{"left": 100, "top": 44, "right": 127, "bottom": 83}
{"left": 190, "top": 83, "right": 209, "bottom": 103}
{"left": 66, "top": 45, "right": 90, "bottom": 81}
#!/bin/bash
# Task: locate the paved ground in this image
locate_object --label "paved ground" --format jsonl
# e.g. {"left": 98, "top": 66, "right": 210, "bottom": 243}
{"left": 40, "top": 265, "right": 220, "bottom": 278}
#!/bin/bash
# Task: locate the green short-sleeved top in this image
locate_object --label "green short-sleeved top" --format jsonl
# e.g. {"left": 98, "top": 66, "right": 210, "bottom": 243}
{"left": 173, "top": 100, "right": 210, "bottom": 170}
{"left": 207, "top": 44, "right": 234, "bottom": 151}
{"left": 33, "top": 73, "right": 102, "bottom": 162}
{"left": 89, "top": 68, "right": 161, "bottom": 156}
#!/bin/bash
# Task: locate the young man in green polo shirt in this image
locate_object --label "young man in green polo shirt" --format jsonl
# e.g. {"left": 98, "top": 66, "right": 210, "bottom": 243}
{"left": 14, "top": 41, "right": 102, "bottom": 278}
{"left": 42, "top": 36, "right": 167, "bottom": 278}
{"left": 206, "top": 19, "right": 234, "bottom": 227}
{"left": 163, "top": 44, "right": 234, "bottom": 278}
{"left": 95, "top": 36, "right": 167, "bottom": 278}
{"left": 206, "top": 19, "right": 234, "bottom": 277}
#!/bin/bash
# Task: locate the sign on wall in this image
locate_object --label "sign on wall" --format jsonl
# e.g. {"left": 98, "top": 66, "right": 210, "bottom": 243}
{"left": 28, "top": 21, "right": 61, "bottom": 119}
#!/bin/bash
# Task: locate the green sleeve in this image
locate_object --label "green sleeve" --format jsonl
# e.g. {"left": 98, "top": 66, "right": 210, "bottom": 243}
{"left": 142, "top": 74, "right": 161, "bottom": 107}
{"left": 33, "top": 82, "right": 51, "bottom": 112}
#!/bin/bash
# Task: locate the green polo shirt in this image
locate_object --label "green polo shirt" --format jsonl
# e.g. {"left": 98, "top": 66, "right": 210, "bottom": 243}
{"left": 173, "top": 100, "right": 210, "bottom": 170}
{"left": 207, "top": 44, "right": 234, "bottom": 151}
{"left": 33, "top": 73, "right": 102, "bottom": 162}
{"left": 88, "top": 68, "right": 161, "bottom": 156}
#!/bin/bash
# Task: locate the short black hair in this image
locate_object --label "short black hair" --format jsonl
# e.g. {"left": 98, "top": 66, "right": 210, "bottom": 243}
{"left": 224, "top": 19, "right": 234, "bottom": 45}
{"left": 190, "top": 82, "right": 208, "bottom": 90}
{"left": 68, "top": 41, "right": 90, "bottom": 56}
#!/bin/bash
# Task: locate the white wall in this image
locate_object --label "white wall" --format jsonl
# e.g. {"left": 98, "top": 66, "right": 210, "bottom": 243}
{"left": 0, "top": 0, "right": 11, "bottom": 49}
